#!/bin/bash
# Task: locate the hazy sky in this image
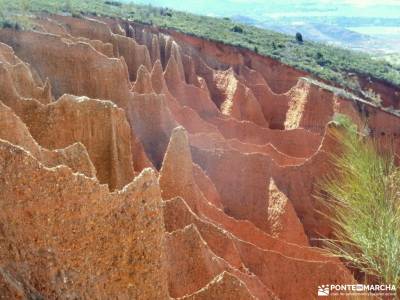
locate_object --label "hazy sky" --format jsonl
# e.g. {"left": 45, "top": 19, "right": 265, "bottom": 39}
{"left": 131, "top": 0, "right": 400, "bottom": 19}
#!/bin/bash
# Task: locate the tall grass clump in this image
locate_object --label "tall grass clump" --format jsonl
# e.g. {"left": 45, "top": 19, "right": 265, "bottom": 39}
{"left": 320, "top": 113, "right": 400, "bottom": 287}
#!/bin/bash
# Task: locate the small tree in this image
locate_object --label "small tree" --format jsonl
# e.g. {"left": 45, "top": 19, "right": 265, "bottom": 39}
{"left": 231, "top": 25, "right": 243, "bottom": 34}
{"left": 295, "top": 32, "right": 303, "bottom": 44}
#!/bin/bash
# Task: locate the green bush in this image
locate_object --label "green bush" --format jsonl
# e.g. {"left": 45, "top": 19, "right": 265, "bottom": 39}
{"left": 295, "top": 32, "right": 303, "bottom": 43}
{"left": 231, "top": 25, "right": 243, "bottom": 33}
{"left": 319, "top": 114, "right": 400, "bottom": 286}
{"left": 0, "top": 20, "right": 20, "bottom": 30}
{"left": 104, "top": 1, "right": 121, "bottom": 7}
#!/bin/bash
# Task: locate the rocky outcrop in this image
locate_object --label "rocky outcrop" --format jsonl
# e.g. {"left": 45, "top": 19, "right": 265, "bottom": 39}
{"left": 285, "top": 79, "right": 335, "bottom": 134}
{"left": 50, "top": 15, "right": 118, "bottom": 57}
{"left": 191, "top": 143, "right": 277, "bottom": 233}
{"left": 208, "top": 116, "right": 321, "bottom": 158}
{"left": 0, "top": 29, "right": 132, "bottom": 102}
{"left": 159, "top": 126, "right": 207, "bottom": 213}
{"left": 162, "top": 127, "right": 311, "bottom": 249}
{"left": 163, "top": 198, "right": 353, "bottom": 299}
{"left": 163, "top": 197, "right": 245, "bottom": 270}
{"left": 267, "top": 178, "right": 308, "bottom": 245}
{"left": 0, "top": 42, "right": 52, "bottom": 104}
{"left": 165, "top": 39, "right": 186, "bottom": 81}
{"left": 0, "top": 140, "right": 168, "bottom": 299}
{"left": 179, "top": 271, "right": 256, "bottom": 300}
{"left": 50, "top": 15, "right": 153, "bottom": 81}
{"left": 191, "top": 124, "right": 342, "bottom": 240}
{"left": 0, "top": 101, "right": 95, "bottom": 177}
{"left": 132, "top": 65, "right": 153, "bottom": 93}
{"left": 0, "top": 267, "right": 43, "bottom": 300}
{"left": 165, "top": 224, "right": 273, "bottom": 299}
{"left": 357, "top": 74, "right": 400, "bottom": 108}
{"left": 189, "top": 132, "right": 305, "bottom": 166}
{"left": 252, "top": 85, "right": 289, "bottom": 129}
{"left": 160, "top": 29, "right": 307, "bottom": 94}
{"left": 193, "top": 164, "right": 224, "bottom": 209}
{"left": 9, "top": 94, "right": 135, "bottom": 191}
{"left": 0, "top": 29, "right": 179, "bottom": 172}
{"left": 112, "top": 34, "right": 152, "bottom": 81}
{"left": 151, "top": 59, "right": 169, "bottom": 94}
{"left": 33, "top": 17, "right": 115, "bottom": 57}
{"left": 126, "top": 92, "right": 177, "bottom": 169}
{"left": 164, "top": 56, "right": 220, "bottom": 117}
{"left": 215, "top": 69, "right": 268, "bottom": 126}
{"left": 150, "top": 34, "right": 162, "bottom": 65}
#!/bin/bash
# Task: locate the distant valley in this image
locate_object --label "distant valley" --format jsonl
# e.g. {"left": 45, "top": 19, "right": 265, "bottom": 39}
{"left": 232, "top": 16, "right": 400, "bottom": 57}
{"left": 135, "top": 0, "right": 400, "bottom": 60}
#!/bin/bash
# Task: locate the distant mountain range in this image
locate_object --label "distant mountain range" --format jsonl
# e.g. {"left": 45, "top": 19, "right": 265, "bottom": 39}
{"left": 133, "top": 0, "right": 400, "bottom": 56}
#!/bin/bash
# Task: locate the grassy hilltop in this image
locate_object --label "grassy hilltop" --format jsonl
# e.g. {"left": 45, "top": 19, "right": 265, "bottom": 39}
{"left": 1, "top": 0, "right": 400, "bottom": 98}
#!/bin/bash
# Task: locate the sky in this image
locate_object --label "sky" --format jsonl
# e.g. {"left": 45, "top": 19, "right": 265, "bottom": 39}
{"left": 131, "top": 0, "right": 400, "bottom": 19}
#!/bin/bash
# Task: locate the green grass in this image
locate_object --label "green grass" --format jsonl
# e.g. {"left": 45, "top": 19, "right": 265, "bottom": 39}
{"left": 319, "top": 114, "right": 400, "bottom": 286}
{"left": 0, "top": 0, "right": 399, "bottom": 99}
{"left": 379, "top": 53, "right": 400, "bottom": 68}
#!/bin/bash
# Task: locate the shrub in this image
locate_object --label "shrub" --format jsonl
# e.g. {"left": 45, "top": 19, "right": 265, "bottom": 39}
{"left": 0, "top": 20, "right": 14, "bottom": 29}
{"left": 14, "top": 21, "right": 21, "bottom": 31}
{"left": 160, "top": 8, "right": 172, "bottom": 17}
{"left": 295, "top": 32, "right": 303, "bottom": 43}
{"left": 231, "top": 25, "right": 243, "bottom": 33}
{"left": 319, "top": 114, "right": 400, "bottom": 287}
{"left": 104, "top": 1, "right": 122, "bottom": 7}
{"left": 0, "top": 18, "right": 22, "bottom": 30}
{"left": 72, "top": 12, "right": 83, "bottom": 19}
